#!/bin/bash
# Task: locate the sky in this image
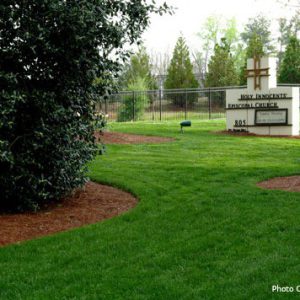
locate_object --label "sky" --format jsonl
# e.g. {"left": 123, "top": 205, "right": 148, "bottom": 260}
{"left": 141, "top": 0, "right": 298, "bottom": 55}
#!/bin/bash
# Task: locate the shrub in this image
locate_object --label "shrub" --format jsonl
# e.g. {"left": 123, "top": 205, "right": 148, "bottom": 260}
{"left": 118, "top": 78, "right": 149, "bottom": 122}
{"left": 0, "top": 0, "right": 169, "bottom": 211}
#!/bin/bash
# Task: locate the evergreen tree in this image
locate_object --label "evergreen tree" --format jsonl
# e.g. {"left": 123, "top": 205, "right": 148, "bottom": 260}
{"left": 205, "top": 38, "right": 239, "bottom": 87}
{"left": 121, "top": 46, "right": 157, "bottom": 90}
{"left": 118, "top": 77, "right": 149, "bottom": 122}
{"left": 241, "top": 15, "right": 274, "bottom": 54}
{"left": 279, "top": 36, "right": 300, "bottom": 83}
{"left": 196, "top": 16, "right": 244, "bottom": 82}
{"left": 277, "top": 12, "right": 300, "bottom": 69}
{"left": 245, "top": 33, "right": 265, "bottom": 59}
{"left": 164, "top": 36, "right": 198, "bottom": 90}
{"left": 239, "top": 33, "right": 265, "bottom": 85}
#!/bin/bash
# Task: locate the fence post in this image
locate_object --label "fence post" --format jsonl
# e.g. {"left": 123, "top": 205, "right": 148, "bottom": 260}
{"left": 208, "top": 88, "right": 211, "bottom": 120}
{"left": 151, "top": 91, "right": 154, "bottom": 121}
{"left": 159, "top": 89, "right": 162, "bottom": 121}
{"left": 104, "top": 96, "right": 108, "bottom": 115}
{"left": 132, "top": 91, "right": 135, "bottom": 121}
{"left": 185, "top": 89, "right": 188, "bottom": 120}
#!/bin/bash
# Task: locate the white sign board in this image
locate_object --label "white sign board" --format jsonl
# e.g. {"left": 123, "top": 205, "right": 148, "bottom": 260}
{"left": 226, "top": 56, "right": 299, "bottom": 136}
{"left": 255, "top": 110, "right": 287, "bottom": 125}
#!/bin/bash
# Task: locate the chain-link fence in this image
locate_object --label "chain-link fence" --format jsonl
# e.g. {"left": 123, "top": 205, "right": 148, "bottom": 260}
{"left": 93, "top": 85, "right": 300, "bottom": 122}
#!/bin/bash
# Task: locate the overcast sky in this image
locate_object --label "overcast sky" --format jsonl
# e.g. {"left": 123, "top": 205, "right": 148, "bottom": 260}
{"left": 141, "top": 0, "right": 297, "bottom": 54}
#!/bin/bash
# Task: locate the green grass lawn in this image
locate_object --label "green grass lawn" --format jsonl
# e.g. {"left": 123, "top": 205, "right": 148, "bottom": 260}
{"left": 1, "top": 119, "right": 300, "bottom": 299}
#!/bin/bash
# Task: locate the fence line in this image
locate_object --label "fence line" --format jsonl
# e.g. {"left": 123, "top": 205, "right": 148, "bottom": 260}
{"left": 93, "top": 85, "right": 300, "bottom": 122}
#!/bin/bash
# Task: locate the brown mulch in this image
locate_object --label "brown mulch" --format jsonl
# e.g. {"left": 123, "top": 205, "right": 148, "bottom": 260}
{"left": 0, "top": 132, "right": 172, "bottom": 247}
{"left": 95, "top": 131, "right": 175, "bottom": 144}
{"left": 0, "top": 182, "right": 137, "bottom": 247}
{"left": 216, "top": 130, "right": 300, "bottom": 139}
{"left": 257, "top": 176, "right": 300, "bottom": 192}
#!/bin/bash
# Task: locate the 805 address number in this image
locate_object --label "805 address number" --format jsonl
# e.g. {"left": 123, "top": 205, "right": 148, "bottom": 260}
{"left": 234, "top": 120, "right": 246, "bottom": 126}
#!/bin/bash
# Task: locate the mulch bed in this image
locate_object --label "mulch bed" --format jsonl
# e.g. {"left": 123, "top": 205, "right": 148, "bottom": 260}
{"left": 0, "top": 182, "right": 137, "bottom": 247}
{"left": 257, "top": 176, "right": 300, "bottom": 192}
{"left": 216, "top": 130, "right": 300, "bottom": 139}
{"left": 0, "top": 131, "right": 174, "bottom": 247}
{"left": 95, "top": 131, "right": 175, "bottom": 144}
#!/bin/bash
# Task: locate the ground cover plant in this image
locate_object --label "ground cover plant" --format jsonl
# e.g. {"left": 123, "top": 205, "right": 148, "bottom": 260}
{"left": 0, "top": 120, "right": 300, "bottom": 299}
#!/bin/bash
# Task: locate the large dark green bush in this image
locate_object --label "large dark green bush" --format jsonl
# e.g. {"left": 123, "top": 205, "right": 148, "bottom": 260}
{"left": 0, "top": 0, "right": 169, "bottom": 211}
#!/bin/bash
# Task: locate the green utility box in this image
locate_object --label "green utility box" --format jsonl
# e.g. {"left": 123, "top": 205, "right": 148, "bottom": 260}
{"left": 180, "top": 120, "right": 191, "bottom": 132}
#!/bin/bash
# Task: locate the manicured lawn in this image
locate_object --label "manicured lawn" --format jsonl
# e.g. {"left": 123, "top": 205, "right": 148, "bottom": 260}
{"left": 1, "top": 119, "right": 300, "bottom": 299}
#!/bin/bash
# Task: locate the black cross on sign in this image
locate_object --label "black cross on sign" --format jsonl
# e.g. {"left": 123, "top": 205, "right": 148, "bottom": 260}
{"left": 246, "top": 57, "right": 270, "bottom": 90}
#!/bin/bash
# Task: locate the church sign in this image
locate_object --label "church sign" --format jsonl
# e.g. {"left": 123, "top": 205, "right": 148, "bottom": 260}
{"left": 255, "top": 109, "right": 288, "bottom": 125}
{"left": 226, "top": 56, "right": 299, "bottom": 136}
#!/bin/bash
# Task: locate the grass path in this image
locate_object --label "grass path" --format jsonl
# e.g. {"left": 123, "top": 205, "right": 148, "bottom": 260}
{"left": 1, "top": 120, "right": 300, "bottom": 299}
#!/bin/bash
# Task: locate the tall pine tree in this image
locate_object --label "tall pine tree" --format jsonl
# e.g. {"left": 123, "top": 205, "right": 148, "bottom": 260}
{"left": 278, "top": 36, "right": 300, "bottom": 83}
{"left": 165, "top": 37, "right": 198, "bottom": 90}
{"left": 121, "top": 45, "right": 157, "bottom": 90}
{"left": 205, "top": 38, "right": 239, "bottom": 87}
{"left": 239, "top": 33, "right": 265, "bottom": 85}
{"left": 241, "top": 15, "right": 274, "bottom": 54}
